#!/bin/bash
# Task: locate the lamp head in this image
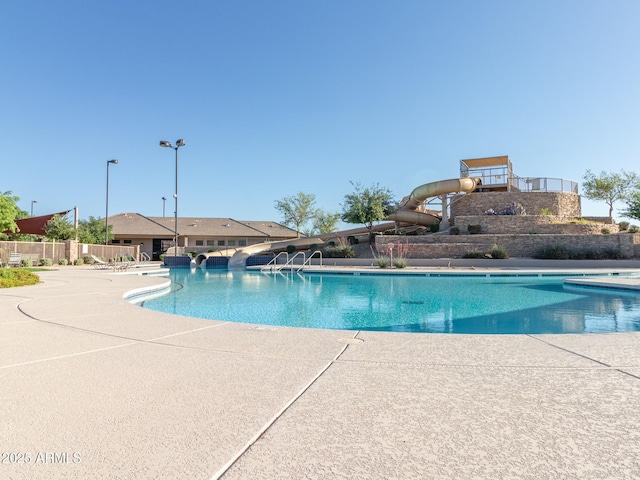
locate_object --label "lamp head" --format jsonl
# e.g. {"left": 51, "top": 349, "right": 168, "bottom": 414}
{"left": 108, "top": 159, "right": 118, "bottom": 164}
{"left": 159, "top": 140, "right": 172, "bottom": 148}
{"left": 175, "top": 139, "right": 185, "bottom": 147}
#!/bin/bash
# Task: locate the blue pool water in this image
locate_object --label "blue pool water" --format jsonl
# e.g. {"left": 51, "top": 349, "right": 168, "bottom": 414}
{"left": 139, "top": 270, "right": 640, "bottom": 334}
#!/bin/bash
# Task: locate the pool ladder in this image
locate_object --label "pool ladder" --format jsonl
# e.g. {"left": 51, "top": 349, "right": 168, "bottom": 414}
{"left": 260, "top": 251, "right": 323, "bottom": 273}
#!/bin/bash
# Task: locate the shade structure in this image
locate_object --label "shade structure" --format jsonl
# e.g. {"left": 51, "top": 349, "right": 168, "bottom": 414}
{"left": 5, "top": 210, "right": 73, "bottom": 235}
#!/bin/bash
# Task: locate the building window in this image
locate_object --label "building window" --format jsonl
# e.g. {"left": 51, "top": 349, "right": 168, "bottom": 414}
{"left": 228, "top": 240, "right": 236, "bottom": 246}
{"left": 195, "top": 240, "right": 204, "bottom": 246}
{"left": 112, "top": 239, "right": 121, "bottom": 244}
{"left": 206, "top": 240, "right": 216, "bottom": 246}
{"left": 124, "top": 239, "right": 132, "bottom": 244}
{"left": 239, "top": 240, "right": 246, "bottom": 246}
{"left": 218, "top": 240, "right": 225, "bottom": 246}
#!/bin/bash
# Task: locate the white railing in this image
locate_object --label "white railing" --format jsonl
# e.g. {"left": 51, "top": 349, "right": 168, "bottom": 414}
{"left": 297, "top": 251, "right": 323, "bottom": 272}
{"left": 260, "top": 252, "right": 289, "bottom": 272}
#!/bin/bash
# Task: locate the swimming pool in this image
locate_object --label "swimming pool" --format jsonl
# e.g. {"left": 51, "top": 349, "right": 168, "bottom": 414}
{"left": 138, "top": 269, "right": 640, "bottom": 334}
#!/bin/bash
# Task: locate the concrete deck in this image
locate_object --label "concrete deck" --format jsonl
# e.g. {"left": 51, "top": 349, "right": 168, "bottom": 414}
{"left": 1, "top": 266, "right": 640, "bottom": 479}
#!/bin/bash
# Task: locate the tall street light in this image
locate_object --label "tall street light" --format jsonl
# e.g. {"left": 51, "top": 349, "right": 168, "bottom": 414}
{"left": 105, "top": 159, "right": 118, "bottom": 245}
{"left": 31, "top": 200, "right": 37, "bottom": 216}
{"left": 162, "top": 196, "right": 167, "bottom": 217}
{"left": 159, "top": 139, "right": 185, "bottom": 254}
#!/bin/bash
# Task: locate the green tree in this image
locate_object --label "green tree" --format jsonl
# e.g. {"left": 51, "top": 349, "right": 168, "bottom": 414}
{"left": 77, "top": 216, "right": 107, "bottom": 244}
{"left": 311, "top": 210, "right": 341, "bottom": 235}
{"left": 582, "top": 169, "right": 640, "bottom": 221}
{"left": 0, "top": 191, "right": 21, "bottom": 235}
{"left": 621, "top": 191, "right": 640, "bottom": 221}
{"left": 274, "top": 192, "right": 318, "bottom": 237}
{"left": 341, "top": 182, "right": 394, "bottom": 243}
{"left": 44, "top": 214, "right": 75, "bottom": 241}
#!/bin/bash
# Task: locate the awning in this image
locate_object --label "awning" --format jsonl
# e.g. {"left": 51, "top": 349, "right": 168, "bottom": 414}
{"left": 7, "top": 210, "right": 73, "bottom": 235}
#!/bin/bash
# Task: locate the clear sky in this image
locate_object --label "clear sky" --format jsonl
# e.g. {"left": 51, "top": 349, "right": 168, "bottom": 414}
{"left": 2, "top": 0, "right": 639, "bottom": 225}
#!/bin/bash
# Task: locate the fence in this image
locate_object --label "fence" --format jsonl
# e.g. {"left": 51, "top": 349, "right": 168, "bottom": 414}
{"left": 0, "top": 241, "right": 138, "bottom": 266}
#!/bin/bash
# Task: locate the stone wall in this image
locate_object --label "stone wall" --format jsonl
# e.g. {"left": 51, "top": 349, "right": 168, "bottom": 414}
{"left": 450, "top": 192, "right": 581, "bottom": 218}
{"left": 376, "top": 233, "right": 637, "bottom": 258}
{"left": 454, "top": 216, "right": 619, "bottom": 235}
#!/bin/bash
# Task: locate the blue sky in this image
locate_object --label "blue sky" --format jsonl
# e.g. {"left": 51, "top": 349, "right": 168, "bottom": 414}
{"left": 2, "top": 0, "right": 639, "bottom": 225}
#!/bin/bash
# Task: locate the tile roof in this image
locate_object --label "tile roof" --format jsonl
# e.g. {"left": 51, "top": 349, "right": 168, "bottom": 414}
{"left": 108, "top": 213, "right": 299, "bottom": 238}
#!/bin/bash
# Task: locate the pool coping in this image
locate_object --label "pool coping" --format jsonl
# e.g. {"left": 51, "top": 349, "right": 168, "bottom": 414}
{"left": 2, "top": 265, "right": 640, "bottom": 479}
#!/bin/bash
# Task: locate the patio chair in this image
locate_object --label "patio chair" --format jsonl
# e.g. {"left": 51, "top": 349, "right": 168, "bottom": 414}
{"left": 8, "top": 253, "right": 22, "bottom": 267}
{"left": 91, "top": 255, "right": 112, "bottom": 270}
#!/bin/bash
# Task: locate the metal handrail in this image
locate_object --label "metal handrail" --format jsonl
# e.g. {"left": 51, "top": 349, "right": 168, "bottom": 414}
{"left": 297, "top": 250, "right": 323, "bottom": 272}
{"left": 282, "top": 252, "right": 306, "bottom": 271}
{"left": 260, "top": 252, "right": 289, "bottom": 272}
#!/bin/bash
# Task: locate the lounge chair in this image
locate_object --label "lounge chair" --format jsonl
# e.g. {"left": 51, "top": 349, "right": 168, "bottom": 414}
{"left": 91, "top": 254, "right": 129, "bottom": 271}
{"left": 8, "top": 253, "right": 22, "bottom": 268}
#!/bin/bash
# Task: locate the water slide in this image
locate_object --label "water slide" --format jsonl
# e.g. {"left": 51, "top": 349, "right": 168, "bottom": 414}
{"left": 203, "top": 177, "right": 480, "bottom": 268}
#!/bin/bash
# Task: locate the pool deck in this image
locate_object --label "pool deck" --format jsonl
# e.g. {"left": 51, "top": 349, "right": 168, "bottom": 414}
{"left": 2, "top": 264, "right": 640, "bottom": 479}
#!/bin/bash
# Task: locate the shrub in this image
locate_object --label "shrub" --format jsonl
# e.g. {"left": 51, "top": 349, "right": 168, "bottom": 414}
{"left": 323, "top": 245, "right": 356, "bottom": 258}
{"left": 41, "top": 258, "right": 53, "bottom": 266}
{"left": 189, "top": 251, "right": 198, "bottom": 258}
{"left": 159, "top": 254, "right": 166, "bottom": 261}
{"left": 629, "top": 225, "right": 640, "bottom": 233}
{"left": 449, "top": 226, "right": 460, "bottom": 235}
{"left": 463, "top": 249, "right": 485, "bottom": 259}
{"left": 467, "top": 224, "right": 482, "bottom": 234}
{"left": 58, "top": 258, "right": 69, "bottom": 265}
{"left": 286, "top": 245, "right": 296, "bottom": 254}
{"left": 393, "top": 258, "right": 407, "bottom": 268}
{"left": 20, "top": 258, "right": 33, "bottom": 267}
{"left": 429, "top": 223, "right": 440, "bottom": 233}
{"left": 601, "top": 228, "right": 611, "bottom": 234}
{"left": 74, "top": 258, "right": 84, "bottom": 266}
{"left": 534, "top": 244, "right": 570, "bottom": 259}
{"left": 540, "top": 208, "right": 553, "bottom": 216}
{"left": 83, "top": 255, "right": 93, "bottom": 264}
{"left": 489, "top": 245, "right": 509, "bottom": 259}
{"left": 0, "top": 269, "right": 40, "bottom": 288}
{"left": 377, "top": 256, "right": 390, "bottom": 268}
{"left": 618, "top": 221, "right": 630, "bottom": 231}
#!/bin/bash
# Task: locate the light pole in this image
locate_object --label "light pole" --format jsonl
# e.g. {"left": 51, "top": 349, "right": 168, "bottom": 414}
{"left": 31, "top": 200, "right": 37, "bottom": 216}
{"left": 159, "top": 139, "right": 185, "bottom": 255}
{"left": 105, "top": 159, "right": 118, "bottom": 245}
{"left": 162, "top": 196, "right": 167, "bottom": 217}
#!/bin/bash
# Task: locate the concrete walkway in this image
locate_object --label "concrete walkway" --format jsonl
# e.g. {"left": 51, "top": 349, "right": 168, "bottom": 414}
{"left": 1, "top": 267, "right": 640, "bottom": 479}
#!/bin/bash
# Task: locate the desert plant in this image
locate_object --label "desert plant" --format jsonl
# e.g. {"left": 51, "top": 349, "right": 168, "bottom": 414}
{"left": 629, "top": 225, "right": 640, "bottom": 233}
{"left": 489, "top": 245, "right": 509, "bottom": 259}
{"left": 74, "top": 258, "right": 84, "bottom": 266}
{"left": 40, "top": 258, "right": 53, "bottom": 266}
{"left": 377, "top": 256, "right": 390, "bottom": 268}
{"left": 393, "top": 258, "right": 407, "bottom": 268}
{"left": 449, "top": 226, "right": 460, "bottom": 235}
{"left": 159, "top": 254, "right": 166, "bottom": 261}
{"left": 83, "top": 255, "right": 93, "bottom": 264}
{"left": 467, "top": 224, "right": 482, "bottom": 234}
{"left": 58, "top": 258, "right": 69, "bottom": 265}
{"left": 323, "top": 245, "right": 356, "bottom": 258}
{"left": 463, "top": 249, "right": 485, "bottom": 259}
{"left": 540, "top": 208, "right": 554, "bottom": 216}
{"left": 286, "top": 245, "right": 296, "bottom": 254}
{"left": 429, "top": 223, "right": 440, "bottom": 233}
{"left": 20, "top": 258, "right": 33, "bottom": 267}
{"left": 618, "top": 221, "right": 630, "bottom": 231}
{"left": 601, "top": 227, "right": 611, "bottom": 234}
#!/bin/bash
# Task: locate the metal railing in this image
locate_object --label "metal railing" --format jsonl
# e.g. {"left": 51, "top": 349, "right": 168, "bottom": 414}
{"left": 466, "top": 173, "right": 578, "bottom": 194}
{"left": 260, "top": 252, "right": 289, "bottom": 272}
{"left": 297, "top": 251, "right": 323, "bottom": 272}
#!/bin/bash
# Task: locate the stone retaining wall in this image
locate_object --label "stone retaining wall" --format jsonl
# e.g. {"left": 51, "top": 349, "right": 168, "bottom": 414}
{"left": 376, "top": 233, "right": 637, "bottom": 258}
{"left": 454, "top": 216, "right": 619, "bottom": 235}
{"left": 450, "top": 191, "right": 581, "bottom": 218}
